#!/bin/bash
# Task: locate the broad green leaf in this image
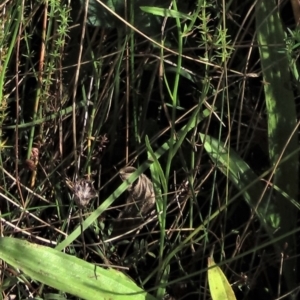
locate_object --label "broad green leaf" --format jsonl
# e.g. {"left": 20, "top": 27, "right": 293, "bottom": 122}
{"left": 44, "top": 293, "right": 67, "bottom": 300}
{"left": 208, "top": 256, "right": 236, "bottom": 300}
{"left": 0, "top": 237, "right": 156, "bottom": 300}
{"left": 256, "top": 0, "right": 298, "bottom": 291}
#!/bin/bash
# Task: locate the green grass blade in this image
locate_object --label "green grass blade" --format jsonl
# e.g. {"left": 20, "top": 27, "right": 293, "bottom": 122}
{"left": 0, "top": 4, "right": 20, "bottom": 103}
{"left": 0, "top": 237, "right": 156, "bottom": 300}
{"left": 256, "top": 1, "right": 298, "bottom": 214}
{"left": 145, "top": 135, "right": 168, "bottom": 297}
{"left": 164, "top": 0, "right": 184, "bottom": 182}
{"left": 256, "top": 2, "right": 299, "bottom": 169}
{"left": 145, "top": 135, "right": 168, "bottom": 196}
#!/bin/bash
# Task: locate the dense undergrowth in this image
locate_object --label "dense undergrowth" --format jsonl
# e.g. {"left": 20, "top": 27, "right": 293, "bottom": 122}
{"left": 0, "top": 0, "right": 300, "bottom": 299}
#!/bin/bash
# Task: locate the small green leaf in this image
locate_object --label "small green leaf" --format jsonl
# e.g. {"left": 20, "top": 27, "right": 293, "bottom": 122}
{"left": 208, "top": 256, "right": 236, "bottom": 300}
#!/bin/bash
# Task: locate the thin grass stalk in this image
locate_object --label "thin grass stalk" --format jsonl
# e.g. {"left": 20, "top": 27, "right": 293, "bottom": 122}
{"left": 108, "top": 34, "right": 126, "bottom": 161}
{"left": 0, "top": 3, "right": 20, "bottom": 189}
{"left": 0, "top": 4, "right": 20, "bottom": 104}
{"left": 71, "top": 0, "right": 89, "bottom": 178}
{"left": 155, "top": 1, "right": 185, "bottom": 292}
{"left": 129, "top": 0, "right": 140, "bottom": 148}
{"left": 14, "top": 0, "right": 26, "bottom": 209}
{"left": 0, "top": 5, "right": 19, "bottom": 191}
{"left": 165, "top": 0, "right": 183, "bottom": 181}
{"left": 80, "top": 81, "right": 92, "bottom": 177}
{"left": 84, "top": 53, "right": 102, "bottom": 176}
{"left": 27, "top": 2, "right": 47, "bottom": 165}
{"left": 221, "top": 0, "right": 233, "bottom": 263}
{"left": 197, "top": 1, "right": 213, "bottom": 268}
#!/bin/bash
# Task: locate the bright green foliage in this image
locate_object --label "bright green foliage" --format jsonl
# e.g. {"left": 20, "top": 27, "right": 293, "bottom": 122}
{"left": 0, "top": 237, "right": 156, "bottom": 300}
{"left": 208, "top": 256, "right": 236, "bottom": 300}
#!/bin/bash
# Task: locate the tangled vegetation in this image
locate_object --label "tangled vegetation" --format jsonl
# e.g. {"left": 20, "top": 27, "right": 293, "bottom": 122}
{"left": 0, "top": 0, "right": 300, "bottom": 299}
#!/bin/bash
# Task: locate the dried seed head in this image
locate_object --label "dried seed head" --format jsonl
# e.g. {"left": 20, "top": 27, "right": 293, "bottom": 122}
{"left": 98, "top": 134, "right": 109, "bottom": 152}
{"left": 112, "top": 166, "right": 156, "bottom": 237}
{"left": 66, "top": 178, "right": 98, "bottom": 208}
{"left": 25, "top": 159, "right": 36, "bottom": 171}
{"left": 119, "top": 166, "right": 155, "bottom": 207}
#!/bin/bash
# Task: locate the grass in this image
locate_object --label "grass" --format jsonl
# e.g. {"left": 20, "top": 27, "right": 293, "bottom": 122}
{"left": 0, "top": 0, "right": 300, "bottom": 299}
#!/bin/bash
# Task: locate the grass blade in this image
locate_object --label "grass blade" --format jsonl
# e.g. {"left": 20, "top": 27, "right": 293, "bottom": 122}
{"left": 256, "top": 0, "right": 299, "bottom": 291}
